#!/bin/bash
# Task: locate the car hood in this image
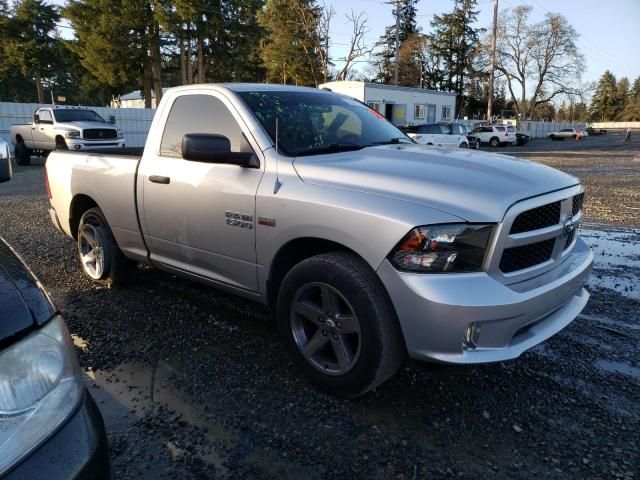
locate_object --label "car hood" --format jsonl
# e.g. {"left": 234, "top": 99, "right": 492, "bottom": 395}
{"left": 0, "top": 239, "right": 55, "bottom": 342}
{"left": 293, "top": 144, "right": 579, "bottom": 222}
{"left": 55, "top": 121, "right": 116, "bottom": 131}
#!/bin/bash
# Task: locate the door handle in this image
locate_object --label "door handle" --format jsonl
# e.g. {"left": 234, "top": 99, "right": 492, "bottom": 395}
{"left": 149, "top": 175, "right": 170, "bottom": 184}
{"left": 40, "top": 128, "right": 44, "bottom": 131}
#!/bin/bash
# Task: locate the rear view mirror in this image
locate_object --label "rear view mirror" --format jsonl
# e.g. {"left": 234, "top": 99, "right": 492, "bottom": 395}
{"left": 182, "top": 133, "right": 256, "bottom": 167}
{"left": 0, "top": 149, "right": 12, "bottom": 183}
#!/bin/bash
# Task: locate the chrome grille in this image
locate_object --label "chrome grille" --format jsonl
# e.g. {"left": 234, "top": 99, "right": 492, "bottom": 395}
{"left": 499, "top": 239, "right": 555, "bottom": 273}
{"left": 83, "top": 128, "right": 117, "bottom": 140}
{"left": 572, "top": 193, "right": 584, "bottom": 216}
{"left": 510, "top": 201, "right": 561, "bottom": 234}
{"left": 489, "top": 187, "right": 584, "bottom": 282}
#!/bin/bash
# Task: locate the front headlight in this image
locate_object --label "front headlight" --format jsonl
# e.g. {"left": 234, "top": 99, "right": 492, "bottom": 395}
{"left": 0, "top": 316, "right": 83, "bottom": 475}
{"left": 116, "top": 130, "right": 123, "bottom": 139}
{"left": 389, "top": 223, "right": 494, "bottom": 273}
{"left": 64, "top": 131, "right": 80, "bottom": 139}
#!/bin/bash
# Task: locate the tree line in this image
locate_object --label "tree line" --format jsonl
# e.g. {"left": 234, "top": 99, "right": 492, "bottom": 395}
{"left": 0, "top": 0, "right": 637, "bottom": 122}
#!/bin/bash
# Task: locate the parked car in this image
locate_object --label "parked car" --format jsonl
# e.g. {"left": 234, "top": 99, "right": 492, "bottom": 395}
{"left": 548, "top": 128, "right": 586, "bottom": 140}
{"left": 10, "top": 107, "right": 125, "bottom": 165}
{"left": 586, "top": 127, "right": 607, "bottom": 135}
{"left": 471, "top": 124, "right": 516, "bottom": 147}
{"left": 0, "top": 159, "right": 111, "bottom": 479}
{"left": 45, "top": 84, "right": 593, "bottom": 397}
{"left": 402, "top": 123, "right": 469, "bottom": 148}
{"left": 506, "top": 126, "right": 530, "bottom": 146}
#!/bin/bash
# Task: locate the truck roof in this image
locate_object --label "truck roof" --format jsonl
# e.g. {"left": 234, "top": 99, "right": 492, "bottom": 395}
{"left": 164, "top": 83, "right": 329, "bottom": 95}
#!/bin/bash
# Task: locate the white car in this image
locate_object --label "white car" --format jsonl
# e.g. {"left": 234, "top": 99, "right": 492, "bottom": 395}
{"left": 471, "top": 125, "right": 516, "bottom": 147}
{"left": 403, "top": 123, "right": 469, "bottom": 148}
{"left": 548, "top": 128, "right": 587, "bottom": 140}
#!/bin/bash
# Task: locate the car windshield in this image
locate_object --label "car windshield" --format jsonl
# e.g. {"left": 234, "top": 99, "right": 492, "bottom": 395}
{"left": 53, "top": 109, "right": 105, "bottom": 123}
{"left": 238, "top": 90, "right": 412, "bottom": 156}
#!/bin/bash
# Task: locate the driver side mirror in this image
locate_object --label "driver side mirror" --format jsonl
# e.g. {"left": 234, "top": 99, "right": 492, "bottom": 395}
{"left": 34, "top": 114, "right": 40, "bottom": 124}
{"left": 182, "top": 133, "right": 257, "bottom": 167}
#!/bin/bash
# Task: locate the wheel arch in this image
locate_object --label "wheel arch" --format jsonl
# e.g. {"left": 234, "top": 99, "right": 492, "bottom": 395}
{"left": 267, "top": 237, "right": 381, "bottom": 311}
{"left": 15, "top": 134, "right": 24, "bottom": 144}
{"left": 69, "top": 194, "right": 99, "bottom": 239}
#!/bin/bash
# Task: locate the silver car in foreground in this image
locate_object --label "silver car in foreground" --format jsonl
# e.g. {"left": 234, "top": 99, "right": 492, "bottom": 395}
{"left": 45, "top": 84, "right": 593, "bottom": 397}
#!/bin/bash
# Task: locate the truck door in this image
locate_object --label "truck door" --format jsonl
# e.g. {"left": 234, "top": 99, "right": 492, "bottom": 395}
{"left": 138, "top": 92, "right": 263, "bottom": 293}
{"left": 32, "top": 109, "right": 54, "bottom": 150}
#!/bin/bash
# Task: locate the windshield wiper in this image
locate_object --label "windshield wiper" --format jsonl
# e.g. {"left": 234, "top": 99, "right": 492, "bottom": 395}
{"left": 369, "top": 137, "right": 413, "bottom": 146}
{"left": 293, "top": 143, "right": 365, "bottom": 156}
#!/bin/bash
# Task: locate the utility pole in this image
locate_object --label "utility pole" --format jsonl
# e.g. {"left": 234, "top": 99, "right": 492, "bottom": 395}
{"left": 487, "top": 0, "right": 499, "bottom": 121}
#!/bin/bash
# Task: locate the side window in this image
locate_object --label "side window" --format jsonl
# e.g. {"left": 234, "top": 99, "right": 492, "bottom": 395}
{"left": 38, "top": 110, "right": 53, "bottom": 123}
{"left": 414, "top": 104, "right": 426, "bottom": 120}
{"left": 441, "top": 105, "right": 452, "bottom": 121}
{"left": 367, "top": 101, "right": 381, "bottom": 113}
{"left": 160, "top": 94, "right": 247, "bottom": 158}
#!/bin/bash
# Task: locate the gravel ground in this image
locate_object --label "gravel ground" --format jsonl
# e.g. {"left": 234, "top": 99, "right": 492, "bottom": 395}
{"left": 0, "top": 135, "right": 638, "bottom": 479}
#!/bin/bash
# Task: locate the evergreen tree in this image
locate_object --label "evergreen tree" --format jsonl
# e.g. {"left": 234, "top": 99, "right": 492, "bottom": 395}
{"left": 371, "top": 0, "right": 419, "bottom": 85}
{"left": 589, "top": 70, "right": 618, "bottom": 121}
{"left": 618, "top": 76, "right": 640, "bottom": 121}
{"left": 3, "top": 0, "right": 60, "bottom": 103}
{"left": 258, "top": 0, "right": 322, "bottom": 86}
{"left": 614, "top": 76, "right": 629, "bottom": 119}
{"left": 428, "top": 0, "right": 482, "bottom": 116}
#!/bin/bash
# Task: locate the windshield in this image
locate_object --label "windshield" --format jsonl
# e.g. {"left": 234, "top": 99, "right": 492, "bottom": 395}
{"left": 238, "top": 90, "right": 412, "bottom": 156}
{"left": 52, "top": 109, "right": 105, "bottom": 123}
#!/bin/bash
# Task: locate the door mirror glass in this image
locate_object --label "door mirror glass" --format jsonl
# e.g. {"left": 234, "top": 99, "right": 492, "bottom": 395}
{"left": 108, "top": 115, "right": 116, "bottom": 124}
{"left": 34, "top": 114, "right": 40, "bottom": 124}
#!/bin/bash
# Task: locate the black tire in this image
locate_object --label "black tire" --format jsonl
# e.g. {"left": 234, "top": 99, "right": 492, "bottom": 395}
{"left": 77, "top": 207, "right": 133, "bottom": 285}
{"left": 14, "top": 141, "right": 30, "bottom": 166}
{"left": 459, "top": 142, "right": 468, "bottom": 148}
{"left": 572, "top": 134, "right": 577, "bottom": 139}
{"left": 277, "top": 252, "right": 405, "bottom": 397}
{"left": 55, "top": 136, "right": 68, "bottom": 150}
{"left": 489, "top": 137, "right": 500, "bottom": 147}
{"left": 474, "top": 138, "right": 481, "bottom": 150}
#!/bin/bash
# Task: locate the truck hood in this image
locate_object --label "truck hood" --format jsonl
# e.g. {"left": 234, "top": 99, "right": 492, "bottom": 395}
{"left": 293, "top": 144, "right": 579, "bottom": 222}
{"left": 55, "top": 121, "right": 116, "bottom": 131}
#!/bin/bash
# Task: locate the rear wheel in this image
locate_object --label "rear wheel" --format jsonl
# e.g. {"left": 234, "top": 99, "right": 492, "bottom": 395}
{"left": 14, "top": 141, "right": 30, "bottom": 166}
{"left": 490, "top": 137, "right": 500, "bottom": 147}
{"left": 474, "top": 138, "right": 481, "bottom": 150}
{"left": 77, "top": 207, "right": 133, "bottom": 285}
{"left": 277, "top": 252, "right": 405, "bottom": 397}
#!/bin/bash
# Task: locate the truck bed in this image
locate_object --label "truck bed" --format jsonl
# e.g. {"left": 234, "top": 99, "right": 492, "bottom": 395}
{"left": 46, "top": 149, "right": 148, "bottom": 262}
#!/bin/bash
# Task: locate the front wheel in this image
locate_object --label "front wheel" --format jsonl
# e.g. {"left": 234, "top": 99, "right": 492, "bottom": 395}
{"left": 77, "top": 207, "right": 133, "bottom": 284}
{"left": 55, "top": 137, "right": 68, "bottom": 150}
{"left": 459, "top": 142, "right": 468, "bottom": 148}
{"left": 14, "top": 142, "right": 30, "bottom": 166}
{"left": 277, "top": 252, "right": 405, "bottom": 397}
{"left": 473, "top": 139, "right": 481, "bottom": 150}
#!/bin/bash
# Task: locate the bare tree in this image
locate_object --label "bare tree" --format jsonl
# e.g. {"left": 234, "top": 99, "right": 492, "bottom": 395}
{"left": 336, "top": 11, "right": 370, "bottom": 81}
{"left": 293, "top": 1, "right": 334, "bottom": 86}
{"left": 494, "top": 6, "right": 584, "bottom": 119}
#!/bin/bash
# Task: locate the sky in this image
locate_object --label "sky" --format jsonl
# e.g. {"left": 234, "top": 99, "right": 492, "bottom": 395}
{"left": 48, "top": 0, "right": 640, "bottom": 85}
{"left": 328, "top": 0, "right": 640, "bottom": 85}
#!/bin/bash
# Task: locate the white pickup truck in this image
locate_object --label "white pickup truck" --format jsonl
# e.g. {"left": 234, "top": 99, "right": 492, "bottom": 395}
{"left": 45, "top": 84, "right": 593, "bottom": 397}
{"left": 10, "top": 107, "right": 125, "bottom": 165}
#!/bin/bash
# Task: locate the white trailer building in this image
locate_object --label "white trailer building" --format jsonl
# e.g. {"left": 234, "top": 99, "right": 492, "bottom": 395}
{"left": 318, "top": 81, "right": 456, "bottom": 126}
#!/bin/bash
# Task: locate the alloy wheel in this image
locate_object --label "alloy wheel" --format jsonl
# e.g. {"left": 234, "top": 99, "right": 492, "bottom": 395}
{"left": 78, "top": 223, "right": 105, "bottom": 279}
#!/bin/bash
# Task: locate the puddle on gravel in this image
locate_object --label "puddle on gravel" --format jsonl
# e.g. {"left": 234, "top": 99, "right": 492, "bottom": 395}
{"left": 580, "top": 228, "right": 640, "bottom": 300}
{"left": 596, "top": 360, "right": 640, "bottom": 381}
{"left": 84, "top": 353, "right": 232, "bottom": 475}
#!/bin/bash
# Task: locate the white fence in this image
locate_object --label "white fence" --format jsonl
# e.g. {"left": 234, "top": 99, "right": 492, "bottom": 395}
{"left": 516, "top": 121, "right": 587, "bottom": 139}
{"left": 0, "top": 102, "right": 155, "bottom": 148}
{"left": 590, "top": 121, "right": 640, "bottom": 129}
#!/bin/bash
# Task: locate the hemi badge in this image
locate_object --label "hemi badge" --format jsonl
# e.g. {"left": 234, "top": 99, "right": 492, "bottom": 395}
{"left": 258, "top": 216, "right": 276, "bottom": 227}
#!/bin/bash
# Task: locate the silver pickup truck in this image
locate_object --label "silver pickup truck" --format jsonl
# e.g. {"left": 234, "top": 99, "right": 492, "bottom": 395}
{"left": 46, "top": 84, "right": 593, "bottom": 397}
{"left": 10, "top": 107, "right": 125, "bottom": 165}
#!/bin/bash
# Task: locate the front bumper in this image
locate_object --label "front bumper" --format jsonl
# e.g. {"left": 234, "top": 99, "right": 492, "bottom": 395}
{"left": 5, "top": 388, "right": 111, "bottom": 480}
{"left": 378, "top": 237, "right": 593, "bottom": 364}
{"left": 65, "top": 139, "right": 125, "bottom": 150}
